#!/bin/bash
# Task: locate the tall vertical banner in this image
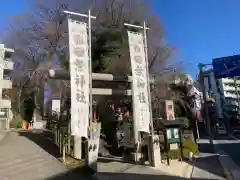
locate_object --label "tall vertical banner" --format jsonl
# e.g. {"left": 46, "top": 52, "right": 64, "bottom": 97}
{"left": 128, "top": 31, "right": 150, "bottom": 133}
{"left": 68, "top": 19, "right": 90, "bottom": 138}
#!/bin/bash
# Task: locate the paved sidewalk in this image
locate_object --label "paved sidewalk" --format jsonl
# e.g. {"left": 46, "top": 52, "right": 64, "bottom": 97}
{"left": 1, "top": 129, "right": 229, "bottom": 180}
{"left": 0, "top": 130, "right": 89, "bottom": 180}
{"left": 0, "top": 131, "right": 6, "bottom": 143}
{"left": 214, "top": 139, "right": 240, "bottom": 180}
{"left": 94, "top": 157, "right": 194, "bottom": 180}
{"left": 190, "top": 139, "right": 226, "bottom": 179}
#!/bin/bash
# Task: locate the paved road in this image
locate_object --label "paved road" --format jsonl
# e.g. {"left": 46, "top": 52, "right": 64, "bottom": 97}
{"left": 190, "top": 123, "right": 226, "bottom": 179}
{"left": 0, "top": 130, "right": 191, "bottom": 180}
{"left": 191, "top": 139, "right": 226, "bottom": 179}
{"left": 216, "top": 133, "right": 240, "bottom": 167}
{"left": 0, "top": 130, "right": 91, "bottom": 180}
{"left": 0, "top": 127, "right": 229, "bottom": 180}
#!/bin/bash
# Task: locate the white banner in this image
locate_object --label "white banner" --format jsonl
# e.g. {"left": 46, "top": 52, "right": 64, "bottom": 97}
{"left": 52, "top": 100, "right": 60, "bottom": 114}
{"left": 165, "top": 100, "right": 175, "bottom": 120}
{"left": 68, "top": 19, "right": 89, "bottom": 138}
{"left": 128, "top": 31, "right": 150, "bottom": 133}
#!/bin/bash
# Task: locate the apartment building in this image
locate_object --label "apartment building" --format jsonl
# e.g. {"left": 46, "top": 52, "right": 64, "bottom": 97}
{"left": 0, "top": 44, "right": 14, "bottom": 109}
{"left": 201, "top": 68, "right": 240, "bottom": 117}
{"left": 218, "top": 77, "right": 240, "bottom": 106}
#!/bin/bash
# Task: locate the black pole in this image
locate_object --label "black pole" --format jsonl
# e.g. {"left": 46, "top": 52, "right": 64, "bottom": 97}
{"left": 198, "top": 66, "right": 213, "bottom": 146}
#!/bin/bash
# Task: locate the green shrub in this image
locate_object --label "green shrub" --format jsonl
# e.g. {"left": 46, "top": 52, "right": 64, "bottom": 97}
{"left": 10, "top": 116, "right": 22, "bottom": 129}
{"left": 166, "top": 140, "right": 199, "bottom": 160}
{"left": 182, "top": 139, "right": 199, "bottom": 155}
{"left": 177, "top": 117, "right": 190, "bottom": 128}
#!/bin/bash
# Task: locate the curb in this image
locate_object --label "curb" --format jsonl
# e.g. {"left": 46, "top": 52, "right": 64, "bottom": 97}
{"left": 182, "top": 162, "right": 194, "bottom": 178}
{"left": 213, "top": 141, "right": 240, "bottom": 180}
{"left": 224, "top": 168, "right": 234, "bottom": 180}
{"left": 92, "top": 162, "right": 194, "bottom": 180}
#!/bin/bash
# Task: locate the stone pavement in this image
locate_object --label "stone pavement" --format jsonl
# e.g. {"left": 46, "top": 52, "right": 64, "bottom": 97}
{"left": 0, "top": 129, "right": 229, "bottom": 180}
{"left": 0, "top": 130, "right": 195, "bottom": 180}
{"left": 190, "top": 145, "right": 226, "bottom": 179}
{"left": 214, "top": 139, "right": 240, "bottom": 180}
{"left": 94, "top": 157, "right": 195, "bottom": 180}
{"left": 0, "top": 130, "right": 6, "bottom": 142}
{"left": 0, "top": 130, "right": 90, "bottom": 180}
{"left": 190, "top": 124, "right": 227, "bottom": 179}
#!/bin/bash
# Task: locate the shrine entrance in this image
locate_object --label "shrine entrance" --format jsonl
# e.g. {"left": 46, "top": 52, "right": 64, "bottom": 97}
{"left": 48, "top": 70, "right": 144, "bottom": 164}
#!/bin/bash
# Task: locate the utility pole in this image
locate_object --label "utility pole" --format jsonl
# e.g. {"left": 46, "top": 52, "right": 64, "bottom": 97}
{"left": 198, "top": 63, "right": 213, "bottom": 146}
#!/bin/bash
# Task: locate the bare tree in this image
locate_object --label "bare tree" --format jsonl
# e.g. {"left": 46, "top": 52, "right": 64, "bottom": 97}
{"left": 4, "top": 0, "right": 181, "bottom": 117}
{"left": 7, "top": 0, "right": 176, "bottom": 73}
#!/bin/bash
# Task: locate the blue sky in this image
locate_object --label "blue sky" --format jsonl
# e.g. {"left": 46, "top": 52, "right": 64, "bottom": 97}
{"left": 1, "top": 0, "right": 240, "bottom": 79}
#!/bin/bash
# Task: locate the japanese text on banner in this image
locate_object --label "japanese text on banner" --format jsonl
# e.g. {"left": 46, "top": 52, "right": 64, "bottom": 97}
{"left": 127, "top": 31, "right": 150, "bottom": 133}
{"left": 68, "top": 19, "right": 90, "bottom": 138}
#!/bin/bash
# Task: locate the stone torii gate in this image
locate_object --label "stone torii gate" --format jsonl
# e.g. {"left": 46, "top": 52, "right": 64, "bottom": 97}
{"left": 0, "top": 44, "right": 14, "bottom": 129}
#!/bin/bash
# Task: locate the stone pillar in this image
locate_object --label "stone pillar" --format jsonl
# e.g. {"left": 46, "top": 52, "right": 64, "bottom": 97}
{"left": 73, "top": 136, "right": 82, "bottom": 159}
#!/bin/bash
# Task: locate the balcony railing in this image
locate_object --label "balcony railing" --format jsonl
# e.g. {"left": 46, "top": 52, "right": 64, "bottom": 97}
{"left": 224, "top": 91, "right": 240, "bottom": 99}
{"left": 223, "top": 86, "right": 240, "bottom": 91}
{"left": 222, "top": 78, "right": 240, "bottom": 84}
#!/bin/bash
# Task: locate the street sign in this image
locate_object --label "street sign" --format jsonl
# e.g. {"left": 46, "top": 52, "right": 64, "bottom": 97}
{"left": 212, "top": 55, "right": 240, "bottom": 78}
{"left": 167, "top": 128, "right": 180, "bottom": 144}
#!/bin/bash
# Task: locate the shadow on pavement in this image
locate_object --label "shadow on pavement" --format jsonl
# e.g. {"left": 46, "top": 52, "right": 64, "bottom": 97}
{"left": 97, "top": 156, "right": 135, "bottom": 164}
{"left": 16, "top": 130, "right": 226, "bottom": 179}
{"left": 44, "top": 166, "right": 221, "bottom": 180}
{"left": 17, "top": 130, "right": 62, "bottom": 159}
{"left": 214, "top": 141, "right": 240, "bottom": 167}
{"left": 188, "top": 138, "right": 226, "bottom": 179}
{"left": 188, "top": 155, "right": 226, "bottom": 179}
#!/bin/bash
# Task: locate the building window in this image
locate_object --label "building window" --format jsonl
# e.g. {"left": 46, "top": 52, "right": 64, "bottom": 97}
{"left": 3, "top": 69, "right": 11, "bottom": 80}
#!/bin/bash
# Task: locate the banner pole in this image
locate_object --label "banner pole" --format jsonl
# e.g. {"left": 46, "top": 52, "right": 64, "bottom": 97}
{"left": 143, "top": 21, "right": 155, "bottom": 166}
{"left": 124, "top": 22, "right": 156, "bottom": 166}
{"left": 64, "top": 9, "right": 97, "bottom": 169}
{"left": 143, "top": 21, "right": 154, "bottom": 137}
{"left": 88, "top": 9, "right": 93, "bottom": 132}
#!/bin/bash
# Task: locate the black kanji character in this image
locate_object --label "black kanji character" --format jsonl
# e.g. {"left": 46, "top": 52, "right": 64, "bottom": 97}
{"left": 74, "top": 59, "right": 84, "bottom": 72}
{"left": 76, "top": 91, "right": 86, "bottom": 103}
{"left": 75, "top": 74, "right": 85, "bottom": 89}
{"left": 74, "top": 47, "right": 85, "bottom": 57}
{"left": 135, "top": 65, "right": 144, "bottom": 77}
{"left": 73, "top": 33, "right": 85, "bottom": 45}
{"left": 137, "top": 92, "right": 146, "bottom": 103}
{"left": 137, "top": 78, "right": 145, "bottom": 88}
{"left": 134, "top": 55, "right": 143, "bottom": 64}
{"left": 134, "top": 45, "right": 141, "bottom": 53}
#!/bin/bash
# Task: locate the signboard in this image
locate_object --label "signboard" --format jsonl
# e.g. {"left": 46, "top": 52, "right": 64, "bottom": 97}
{"left": 52, "top": 100, "right": 60, "bottom": 114}
{"left": 152, "top": 135, "right": 162, "bottom": 166}
{"left": 90, "top": 122, "right": 101, "bottom": 139}
{"left": 87, "top": 122, "right": 101, "bottom": 171}
{"left": 167, "top": 128, "right": 180, "bottom": 144}
{"left": 212, "top": 55, "right": 240, "bottom": 78}
{"left": 165, "top": 100, "right": 175, "bottom": 120}
{"left": 68, "top": 19, "right": 90, "bottom": 138}
{"left": 127, "top": 31, "right": 151, "bottom": 133}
